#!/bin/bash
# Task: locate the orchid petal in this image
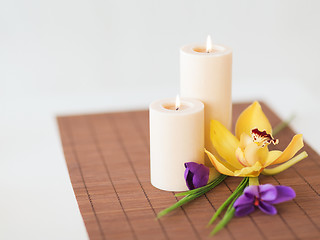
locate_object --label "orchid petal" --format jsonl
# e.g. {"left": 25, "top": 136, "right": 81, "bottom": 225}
{"left": 235, "top": 147, "right": 250, "bottom": 167}
{"left": 234, "top": 204, "right": 255, "bottom": 217}
{"left": 270, "top": 134, "right": 304, "bottom": 165}
{"left": 235, "top": 101, "right": 272, "bottom": 140}
{"left": 263, "top": 150, "right": 283, "bottom": 167}
{"left": 259, "top": 184, "right": 277, "bottom": 202}
{"left": 205, "top": 149, "right": 235, "bottom": 176}
{"left": 262, "top": 151, "right": 308, "bottom": 176}
{"left": 243, "top": 142, "right": 269, "bottom": 167}
{"left": 210, "top": 120, "right": 243, "bottom": 169}
{"left": 234, "top": 161, "right": 263, "bottom": 177}
{"left": 269, "top": 186, "right": 296, "bottom": 204}
{"left": 239, "top": 133, "right": 253, "bottom": 150}
{"left": 208, "top": 167, "right": 220, "bottom": 183}
{"left": 258, "top": 201, "right": 277, "bottom": 215}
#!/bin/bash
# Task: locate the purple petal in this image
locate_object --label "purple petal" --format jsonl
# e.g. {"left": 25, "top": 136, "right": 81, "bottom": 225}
{"left": 259, "top": 184, "right": 277, "bottom": 202}
{"left": 235, "top": 204, "right": 255, "bottom": 217}
{"left": 234, "top": 194, "right": 254, "bottom": 208}
{"left": 184, "top": 162, "right": 201, "bottom": 173}
{"left": 258, "top": 201, "right": 277, "bottom": 215}
{"left": 244, "top": 185, "right": 259, "bottom": 198}
{"left": 184, "top": 163, "right": 190, "bottom": 183}
{"left": 269, "top": 186, "right": 296, "bottom": 204}
{"left": 192, "top": 172, "right": 209, "bottom": 189}
{"left": 184, "top": 169, "right": 195, "bottom": 190}
{"left": 184, "top": 162, "right": 209, "bottom": 190}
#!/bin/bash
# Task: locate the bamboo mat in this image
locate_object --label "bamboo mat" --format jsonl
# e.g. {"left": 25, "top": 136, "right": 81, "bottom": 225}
{"left": 57, "top": 102, "right": 320, "bottom": 240}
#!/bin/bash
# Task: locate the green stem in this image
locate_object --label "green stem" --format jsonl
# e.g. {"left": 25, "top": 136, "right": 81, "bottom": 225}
{"left": 210, "top": 181, "right": 249, "bottom": 236}
{"left": 210, "top": 207, "right": 235, "bottom": 236}
{"left": 207, "top": 177, "right": 248, "bottom": 226}
{"left": 273, "top": 115, "right": 295, "bottom": 136}
{"left": 227, "top": 192, "right": 241, "bottom": 212}
{"left": 249, "top": 177, "right": 259, "bottom": 186}
{"left": 157, "top": 175, "right": 227, "bottom": 218}
{"left": 262, "top": 151, "right": 308, "bottom": 176}
{"left": 175, "top": 174, "right": 226, "bottom": 196}
{"left": 157, "top": 194, "right": 196, "bottom": 218}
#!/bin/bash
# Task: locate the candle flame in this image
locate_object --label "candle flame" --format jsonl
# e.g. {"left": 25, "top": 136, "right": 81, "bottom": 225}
{"left": 206, "top": 35, "right": 213, "bottom": 53}
{"left": 175, "top": 95, "right": 180, "bottom": 111}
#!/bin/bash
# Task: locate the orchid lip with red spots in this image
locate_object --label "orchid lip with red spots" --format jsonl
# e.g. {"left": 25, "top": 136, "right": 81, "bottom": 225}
{"left": 251, "top": 128, "right": 279, "bottom": 147}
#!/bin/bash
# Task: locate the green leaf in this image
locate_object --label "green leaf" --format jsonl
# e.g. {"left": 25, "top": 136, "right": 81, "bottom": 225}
{"left": 157, "top": 194, "right": 197, "bottom": 218}
{"left": 191, "top": 175, "right": 227, "bottom": 196}
{"left": 175, "top": 174, "right": 227, "bottom": 196}
{"left": 157, "top": 175, "right": 227, "bottom": 218}
{"left": 207, "top": 177, "right": 248, "bottom": 226}
{"left": 209, "top": 179, "right": 249, "bottom": 236}
{"left": 210, "top": 207, "right": 235, "bottom": 236}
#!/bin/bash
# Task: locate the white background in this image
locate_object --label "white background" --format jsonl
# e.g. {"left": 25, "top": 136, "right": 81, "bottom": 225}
{"left": 1, "top": 1, "right": 320, "bottom": 239}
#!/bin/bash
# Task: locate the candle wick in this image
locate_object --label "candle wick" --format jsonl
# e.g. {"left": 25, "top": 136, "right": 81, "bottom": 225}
{"left": 175, "top": 107, "right": 180, "bottom": 111}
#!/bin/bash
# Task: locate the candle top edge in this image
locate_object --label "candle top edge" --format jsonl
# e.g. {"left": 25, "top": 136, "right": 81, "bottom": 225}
{"left": 149, "top": 97, "right": 204, "bottom": 114}
{"left": 180, "top": 43, "right": 232, "bottom": 56}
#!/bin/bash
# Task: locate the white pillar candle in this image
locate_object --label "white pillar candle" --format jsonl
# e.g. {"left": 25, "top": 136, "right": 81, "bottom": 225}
{"left": 149, "top": 97, "right": 204, "bottom": 191}
{"left": 180, "top": 36, "right": 232, "bottom": 155}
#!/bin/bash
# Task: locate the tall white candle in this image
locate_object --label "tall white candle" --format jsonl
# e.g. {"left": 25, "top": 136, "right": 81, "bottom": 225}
{"left": 180, "top": 36, "right": 232, "bottom": 155}
{"left": 149, "top": 97, "right": 204, "bottom": 191}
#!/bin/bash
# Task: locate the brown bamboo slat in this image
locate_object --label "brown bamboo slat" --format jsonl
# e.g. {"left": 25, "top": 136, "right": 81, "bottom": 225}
{"left": 57, "top": 102, "right": 320, "bottom": 240}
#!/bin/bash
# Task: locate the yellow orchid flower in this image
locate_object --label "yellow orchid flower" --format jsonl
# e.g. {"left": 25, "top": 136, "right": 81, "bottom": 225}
{"left": 205, "top": 101, "right": 307, "bottom": 177}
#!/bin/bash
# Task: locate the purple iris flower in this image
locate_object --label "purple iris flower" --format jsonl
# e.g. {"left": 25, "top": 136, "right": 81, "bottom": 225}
{"left": 234, "top": 184, "right": 296, "bottom": 217}
{"left": 184, "top": 162, "right": 209, "bottom": 190}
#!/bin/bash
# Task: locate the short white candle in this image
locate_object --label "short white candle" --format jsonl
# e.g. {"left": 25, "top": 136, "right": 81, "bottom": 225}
{"left": 149, "top": 97, "right": 204, "bottom": 191}
{"left": 180, "top": 36, "right": 232, "bottom": 155}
